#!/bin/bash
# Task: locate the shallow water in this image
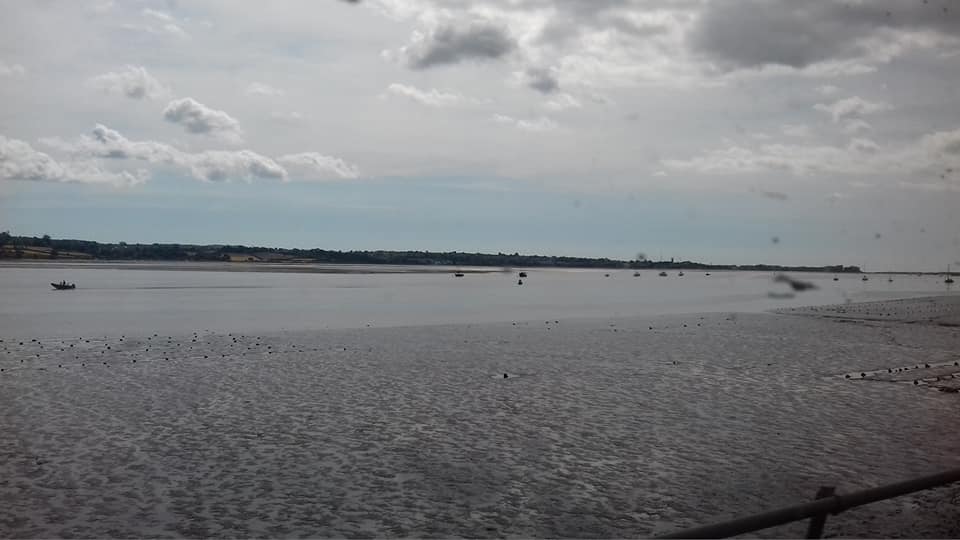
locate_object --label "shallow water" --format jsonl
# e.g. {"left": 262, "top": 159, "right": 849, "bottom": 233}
{"left": 0, "top": 264, "right": 955, "bottom": 337}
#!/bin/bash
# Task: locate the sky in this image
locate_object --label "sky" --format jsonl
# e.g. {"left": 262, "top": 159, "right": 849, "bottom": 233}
{"left": 1, "top": 0, "right": 959, "bottom": 271}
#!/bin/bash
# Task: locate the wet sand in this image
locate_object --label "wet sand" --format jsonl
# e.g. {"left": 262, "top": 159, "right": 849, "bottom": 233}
{"left": 1, "top": 297, "right": 959, "bottom": 538}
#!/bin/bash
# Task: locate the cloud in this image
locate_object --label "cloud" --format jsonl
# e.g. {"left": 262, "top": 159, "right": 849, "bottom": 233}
{"left": 163, "top": 97, "right": 243, "bottom": 142}
{"left": 188, "top": 151, "right": 287, "bottom": 182}
{"left": 544, "top": 93, "right": 582, "bottom": 112}
{"left": 141, "top": 8, "right": 173, "bottom": 22}
{"left": 1, "top": 134, "right": 145, "bottom": 186}
{"left": 524, "top": 67, "right": 559, "bottom": 94}
{"left": 781, "top": 124, "right": 811, "bottom": 137}
{"left": 0, "top": 60, "right": 25, "bottom": 77}
{"left": 663, "top": 127, "right": 960, "bottom": 180}
{"left": 842, "top": 119, "right": 873, "bottom": 134}
{"left": 814, "top": 96, "right": 890, "bottom": 123}
{"left": 120, "top": 21, "right": 188, "bottom": 39}
{"left": 492, "top": 114, "right": 558, "bottom": 132}
{"left": 278, "top": 152, "right": 361, "bottom": 180}
{"left": 42, "top": 124, "right": 285, "bottom": 183}
{"left": 86, "top": 65, "right": 168, "bottom": 100}
{"left": 689, "top": 1, "right": 960, "bottom": 73}
{"left": 662, "top": 139, "right": 893, "bottom": 176}
{"left": 920, "top": 128, "right": 960, "bottom": 158}
{"left": 244, "top": 82, "right": 285, "bottom": 97}
{"left": 385, "top": 83, "right": 473, "bottom": 107}
{"left": 816, "top": 84, "right": 841, "bottom": 96}
{"left": 269, "top": 111, "right": 305, "bottom": 123}
{"left": 400, "top": 19, "right": 516, "bottom": 69}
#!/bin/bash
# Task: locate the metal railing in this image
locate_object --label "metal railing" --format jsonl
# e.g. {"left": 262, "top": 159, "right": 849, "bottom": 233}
{"left": 657, "top": 468, "right": 960, "bottom": 538}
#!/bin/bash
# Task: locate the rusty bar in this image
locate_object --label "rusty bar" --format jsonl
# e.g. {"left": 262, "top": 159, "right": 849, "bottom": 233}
{"left": 658, "top": 468, "right": 960, "bottom": 539}
{"left": 805, "top": 485, "right": 836, "bottom": 539}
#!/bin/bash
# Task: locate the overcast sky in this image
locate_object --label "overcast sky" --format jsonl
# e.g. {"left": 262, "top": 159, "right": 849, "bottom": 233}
{"left": 1, "top": 0, "right": 959, "bottom": 270}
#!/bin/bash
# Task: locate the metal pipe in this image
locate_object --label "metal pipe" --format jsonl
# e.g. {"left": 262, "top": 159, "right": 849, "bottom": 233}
{"left": 657, "top": 468, "right": 960, "bottom": 538}
{"left": 804, "top": 485, "right": 836, "bottom": 539}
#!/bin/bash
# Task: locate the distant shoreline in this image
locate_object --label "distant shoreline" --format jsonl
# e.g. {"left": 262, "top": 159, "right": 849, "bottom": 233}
{"left": 0, "top": 233, "right": 866, "bottom": 273}
{"left": 0, "top": 259, "right": 946, "bottom": 276}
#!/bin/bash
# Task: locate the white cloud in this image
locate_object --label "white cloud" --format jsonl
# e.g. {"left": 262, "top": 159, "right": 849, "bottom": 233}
{"left": 544, "top": 93, "right": 582, "bottom": 112}
{"left": 279, "top": 152, "right": 360, "bottom": 180}
{"left": 141, "top": 8, "right": 173, "bottom": 22}
{"left": 1, "top": 135, "right": 145, "bottom": 186}
{"left": 385, "top": 83, "right": 474, "bottom": 108}
{"left": 120, "top": 21, "right": 188, "bottom": 39}
{"left": 87, "top": 65, "right": 168, "bottom": 100}
{"left": 270, "top": 111, "right": 305, "bottom": 123}
{"left": 188, "top": 150, "right": 287, "bottom": 183}
{"left": 41, "top": 124, "right": 284, "bottom": 183}
{"left": 842, "top": 119, "right": 873, "bottom": 134}
{"left": 163, "top": 97, "right": 243, "bottom": 143}
{"left": 492, "top": 114, "right": 558, "bottom": 132}
{"left": 781, "top": 124, "right": 811, "bottom": 138}
{"left": 244, "top": 82, "right": 285, "bottom": 97}
{"left": 663, "top": 128, "right": 960, "bottom": 180}
{"left": 814, "top": 96, "right": 891, "bottom": 123}
{"left": 816, "top": 85, "right": 840, "bottom": 96}
{"left": 0, "top": 61, "right": 25, "bottom": 77}
{"left": 662, "top": 140, "right": 894, "bottom": 176}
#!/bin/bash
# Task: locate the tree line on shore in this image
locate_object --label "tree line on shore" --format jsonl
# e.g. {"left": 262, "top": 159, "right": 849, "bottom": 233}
{"left": 0, "top": 232, "right": 862, "bottom": 273}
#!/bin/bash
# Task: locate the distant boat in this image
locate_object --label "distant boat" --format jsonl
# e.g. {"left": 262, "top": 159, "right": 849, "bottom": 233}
{"left": 861, "top": 275, "right": 869, "bottom": 281}
{"left": 659, "top": 271, "right": 668, "bottom": 277}
{"left": 517, "top": 279, "right": 523, "bottom": 285}
{"left": 51, "top": 281, "right": 76, "bottom": 290}
{"left": 518, "top": 271, "right": 527, "bottom": 278}
{"left": 633, "top": 271, "right": 641, "bottom": 277}
{"left": 833, "top": 276, "right": 839, "bottom": 281}
{"left": 947, "top": 265, "right": 955, "bottom": 284}
{"left": 604, "top": 273, "right": 610, "bottom": 277}
{"left": 678, "top": 271, "right": 685, "bottom": 277}
{"left": 453, "top": 272, "right": 464, "bottom": 277}
{"left": 705, "top": 272, "right": 711, "bottom": 276}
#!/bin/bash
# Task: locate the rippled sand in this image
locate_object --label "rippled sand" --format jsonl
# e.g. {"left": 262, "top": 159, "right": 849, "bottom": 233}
{"left": 2, "top": 297, "right": 959, "bottom": 538}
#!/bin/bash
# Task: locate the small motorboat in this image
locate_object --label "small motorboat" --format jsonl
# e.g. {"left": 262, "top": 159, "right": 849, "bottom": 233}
{"left": 633, "top": 271, "right": 641, "bottom": 277}
{"left": 861, "top": 275, "right": 869, "bottom": 281}
{"left": 518, "top": 271, "right": 527, "bottom": 278}
{"left": 947, "top": 266, "right": 955, "bottom": 284}
{"left": 51, "top": 281, "right": 76, "bottom": 290}
{"left": 453, "top": 272, "right": 465, "bottom": 277}
{"left": 677, "top": 271, "right": 685, "bottom": 277}
{"left": 659, "top": 271, "right": 668, "bottom": 277}
{"left": 517, "top": 279, "right": 523, "bottom": 285}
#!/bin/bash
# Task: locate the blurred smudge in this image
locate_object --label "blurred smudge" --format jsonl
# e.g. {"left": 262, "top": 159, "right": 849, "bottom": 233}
{"left": 773, "top": 274, "right": 817, "bottom": 292}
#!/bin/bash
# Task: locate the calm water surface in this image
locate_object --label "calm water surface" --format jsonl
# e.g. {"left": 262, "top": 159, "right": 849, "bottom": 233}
{"left": 0, "top": 263, "right": 955, "bottom": 337}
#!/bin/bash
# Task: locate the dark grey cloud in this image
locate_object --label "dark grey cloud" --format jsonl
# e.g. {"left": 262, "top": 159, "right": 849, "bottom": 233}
{"left": 406, "top": 20, "right": 516, "bottom": 69}
{"left": 690, "top": 0, "right": 960, "bottom": 71}
{"left": 525, "top": 67, "right": 559, "bottom": 93}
